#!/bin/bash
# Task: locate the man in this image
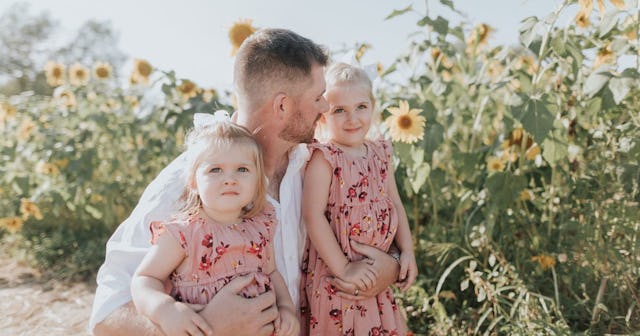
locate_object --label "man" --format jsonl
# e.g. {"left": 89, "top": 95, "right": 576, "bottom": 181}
{"left": 91, "top": 28, "right": 400, "bottom": 336}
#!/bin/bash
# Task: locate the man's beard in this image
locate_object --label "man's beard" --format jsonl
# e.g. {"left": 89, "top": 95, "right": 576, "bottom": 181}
{"left": 278, "top": 109, "right": 319, "bottom": 144}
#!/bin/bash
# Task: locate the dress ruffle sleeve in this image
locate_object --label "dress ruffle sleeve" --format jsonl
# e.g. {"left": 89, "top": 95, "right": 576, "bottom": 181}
{"left": 149, "top": 220, "right": 189, "bottom": 255}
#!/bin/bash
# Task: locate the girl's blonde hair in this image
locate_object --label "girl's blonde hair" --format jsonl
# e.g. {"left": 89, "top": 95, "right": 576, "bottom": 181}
{"left": 317, "top": 62, "right": 381, "bottom": 141}
{"left": 179, "top": 121, "right": 267, "bottom": 219}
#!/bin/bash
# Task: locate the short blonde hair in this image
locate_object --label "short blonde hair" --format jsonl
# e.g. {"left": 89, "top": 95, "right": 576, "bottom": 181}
{"left": 179, "top": 122, "right": 267, "bottom": 219}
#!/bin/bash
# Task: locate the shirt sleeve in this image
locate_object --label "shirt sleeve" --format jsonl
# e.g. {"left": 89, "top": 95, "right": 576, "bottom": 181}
{"left": 89, "top": 153, "right": 186, "bottom": 332}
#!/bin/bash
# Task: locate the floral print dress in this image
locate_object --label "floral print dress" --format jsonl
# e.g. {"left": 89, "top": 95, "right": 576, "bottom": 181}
{"left": 300, "top": 140, "right": 407, "bottom": 336}
{"left": 150, "top": 204, "right": 276, "bottom": 304}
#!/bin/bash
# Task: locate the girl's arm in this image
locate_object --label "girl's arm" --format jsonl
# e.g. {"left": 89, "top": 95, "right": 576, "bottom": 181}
{"left": 265, "top": 238, "right": 298, "bottom": 336}
{"left": 302, "top": 151, "right": 377, "bottom": 289}
{"left": 131, "top": 231, "right": 212, "bottom": 335}
{"left": 386, "top": 161, "right": 418, "bottom": 291}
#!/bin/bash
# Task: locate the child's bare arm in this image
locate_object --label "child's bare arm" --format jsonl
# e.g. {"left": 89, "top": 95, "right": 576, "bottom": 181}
{"left": 265, "top": 240, "right": 299, "bottom": 336}
{"left": 302, "top": 151, "right": 377, "bottom": 289}
{"left": 386, "top": 162, "right": 418, "bottom": 290}
{"left": 131, "top": 231, "right": 212, "bottom": 335}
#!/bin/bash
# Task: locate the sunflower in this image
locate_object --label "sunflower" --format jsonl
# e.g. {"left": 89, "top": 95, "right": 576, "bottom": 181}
{"left": 17, "top": 118, "right": 36, "bottom": 140}
{"left": 531, "top": 254, "right": 556, "bottom": 270}
{"left": 467, "top": 23, "right": 493, "bottom": 51}
{"left": 131, "top": 59, "right": 153, "bottom": 84}
{"left": 594, "top": 44, "right": 615, "bottom": 68}
{"left": 575, "top": 0, "right": 593, "bottom": 28}
{"left": 486, "top": 156, "right": 505, "bottom": 173}
{"left": 44, "top": 61, "right": 65, "bottom": 87}
{"left": 0, "top": 102, "right": 17, "bottom": 127}
{"left": 35, "top": 161, "right": 60, "bottom": 175}
{"left": 93, "top": 61, "right": 112, "bottom": 79}
{"left": 519, "top": 189, "right": 534, "bottom": 201}
{"left": 355, "top": 43, "right": 371, "bottom": 62}
{"left": 54, "top": 158, "right": 69, "bottom": 169}
{"left": 201, "top": 88, "right": 218, "bottom": 103}
{"left": 69, "top": 63, "right": 90, "bottom": 86}
{"left": 177, "top": 79, "right": 198, "bottom": 100}
{"left": 0, "top": 217, "right": 23, "bottom": 233}
{"left": 20, "top": 198, "right": 43, "bottom": 220}
{"left": 376, "top": 63, "right": 385, "bottom": 76}
{"left": 55, "top": 89, "right": 77, "bottom": 110}
{"left": 229, "top": 19, "right": 257, "bottom": 56}
{"left": 384, "top": 100, "right": 426, "bottom": 144}
{"left": 525, "top": 144, "right": 541, "bottom": 160}
{"left": 100, "top": 98, "right": 121, "bottom": 112}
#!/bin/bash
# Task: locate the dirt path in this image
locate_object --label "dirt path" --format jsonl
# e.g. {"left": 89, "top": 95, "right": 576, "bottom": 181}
{"left": 0, "top": 248, "right": 95, "bottom": 335}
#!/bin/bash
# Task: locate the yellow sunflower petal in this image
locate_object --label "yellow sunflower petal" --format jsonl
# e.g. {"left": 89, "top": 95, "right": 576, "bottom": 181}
{"left": 229, "top": 19, "right": 257, "bottom": 56}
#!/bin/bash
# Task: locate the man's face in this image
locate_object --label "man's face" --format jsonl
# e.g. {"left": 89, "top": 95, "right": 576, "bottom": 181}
{"left": 279, "top": 64, "right": 328, "bottom": 144}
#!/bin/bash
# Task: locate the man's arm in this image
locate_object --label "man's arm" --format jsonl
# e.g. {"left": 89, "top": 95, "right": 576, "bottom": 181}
{"left": 94, "top": 302, "right": 161, "bottom": 336}
{"left": 95, "top": 276, "right": 278, "bottom": 336}
{"left": 329, "top": 240, "right": 400, "bottom": 300}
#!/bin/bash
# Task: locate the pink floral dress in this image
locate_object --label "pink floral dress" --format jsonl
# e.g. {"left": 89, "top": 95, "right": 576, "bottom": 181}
{"left": 150, "top": 205, "right": 276, "bottom": 304}
{"left": 300, "top": 140, "right": 407, "bottom": 336}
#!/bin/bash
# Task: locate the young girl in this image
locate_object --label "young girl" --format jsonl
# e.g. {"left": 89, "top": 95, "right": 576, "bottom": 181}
{"left": 301, "top": 63, "right": 418, "bottom": 335}
{"left": 131, "top": 116, "right": 299, "bottom": 336}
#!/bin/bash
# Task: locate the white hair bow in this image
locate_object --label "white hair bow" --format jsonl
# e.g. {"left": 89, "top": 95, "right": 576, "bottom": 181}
{"left": 338, "top": 50, "right": 379, "bottom": 82}
{"left": 193, "top": 110, "right": 231, "bottom": 128}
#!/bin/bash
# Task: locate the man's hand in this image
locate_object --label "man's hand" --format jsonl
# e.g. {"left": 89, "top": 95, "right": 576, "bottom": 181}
{"left": 156, "top": 301, "right": 212, "bottom": 336}
{"left": 199, "top": 274, "right": 278, "bottom": 336}
{"left": 329, "top": 240, "right": 400, "bottom": 300}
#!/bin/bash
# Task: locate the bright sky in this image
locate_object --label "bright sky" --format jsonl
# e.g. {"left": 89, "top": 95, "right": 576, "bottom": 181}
{"left": 1, "top": 0, "right": 565, "bottom": 92}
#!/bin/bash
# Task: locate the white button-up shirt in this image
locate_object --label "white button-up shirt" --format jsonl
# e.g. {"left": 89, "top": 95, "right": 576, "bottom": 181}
{"left": 89, "top": 144, "right": 310, "bottom": 332}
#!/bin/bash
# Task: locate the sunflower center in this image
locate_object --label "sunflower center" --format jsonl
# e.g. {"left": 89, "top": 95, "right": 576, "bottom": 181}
{"left": 398, "top": 115, "right": 413, "bottom": 130}
{"left": 137, "top": 62, "right": 152, "bottom": 77}
{"left": 52, "top": 68, "right": 62, "bottom": 77}
{"left": 96, "top": 68, "right": 109, "bottom": 78}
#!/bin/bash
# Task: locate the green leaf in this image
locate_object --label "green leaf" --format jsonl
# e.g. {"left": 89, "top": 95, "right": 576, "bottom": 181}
{"left": 599, "top": 10, "right": 620, "bottom": 38}
{"left": 519, "top": 17, "right": 542, "bottom": 48}
{"left": 584, "top": 67, "right": 613, "bottom": 97}
{"left": 511, "top": 95, "right": 555, "bottom": 142}
{"left": 439, "top": 0, "right": 455, "bottom": 10}
{"left": 542, "top": 135, "right": 568, "bottom": 167}
{"left": 385, "top": 5, "right": 412, "bottom": 20}
{"left": 550, "top": 35, "right": 566, "bottom": 55}
{"left": 85, "top": 204, "right": 103, "bottom": 219}
{"left": 432, "top": 16, "right": 449, "bottom": 36}
{"left": 608, "top": 76, "right": 633, "bottom": 104}
{"left": 486, "top": 172, "right": 526, "bottom": 207}
{"left": 410, "top": 163, "right": 431, "bottom": 194}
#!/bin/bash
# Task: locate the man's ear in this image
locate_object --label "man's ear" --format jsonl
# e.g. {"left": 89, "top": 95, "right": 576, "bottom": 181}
{"left": 272, "top": 92, "right": 288, "bottom": 119}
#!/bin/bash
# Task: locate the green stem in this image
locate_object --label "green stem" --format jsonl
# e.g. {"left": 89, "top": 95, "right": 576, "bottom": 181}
{"left": 532, "top": 0, "right": 571, "bottom": 91}
{"left": 412, "top": 194, "right": 420, "bottom": 243}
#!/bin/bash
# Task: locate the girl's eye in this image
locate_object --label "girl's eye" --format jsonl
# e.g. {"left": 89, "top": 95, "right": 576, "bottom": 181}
{"left": 238, "top": 167, "right": 249, "bottom": 173}
{"left": 210, "top": 167, "right": 222, "bottom": 173}
{"left": 357, "top": 104, "right": 368, "bottom": 110}
{"left": 333, "top": 108, "right": 344, "bottom": 114}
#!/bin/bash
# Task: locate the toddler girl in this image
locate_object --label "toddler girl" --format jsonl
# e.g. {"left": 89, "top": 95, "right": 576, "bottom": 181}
{"left": 301, "top": 63, "right": 418, "bottom": 335}
{"left": 131, "top": 114, "right": 298, "bottom": 336}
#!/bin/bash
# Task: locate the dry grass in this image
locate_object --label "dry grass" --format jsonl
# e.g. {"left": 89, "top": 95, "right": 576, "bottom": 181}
{"left": 0, "top": 243, "right": 96, "bottom": 335}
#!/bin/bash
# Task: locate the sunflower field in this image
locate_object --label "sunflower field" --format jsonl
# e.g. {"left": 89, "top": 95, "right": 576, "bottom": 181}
{"left": 1, "top": 0, "right": 640, "bottom": 334}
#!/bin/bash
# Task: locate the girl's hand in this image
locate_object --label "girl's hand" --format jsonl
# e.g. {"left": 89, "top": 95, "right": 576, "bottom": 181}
{"left": 275, "top": 306, "right": 300, "bottom": 336}
{"left": 342, "top": 259, "right": 378, "bottom": 291}
{"left": 396, "top": 250, "right": 418, "bottom": 291}
{"left": 157, "top": 301, "right": 213, "bottom": 336}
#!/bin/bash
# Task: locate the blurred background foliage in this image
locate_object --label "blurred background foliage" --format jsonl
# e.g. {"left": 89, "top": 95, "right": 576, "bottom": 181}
{"left": 1, "top": 0, "right": 639, "bottom": 334}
